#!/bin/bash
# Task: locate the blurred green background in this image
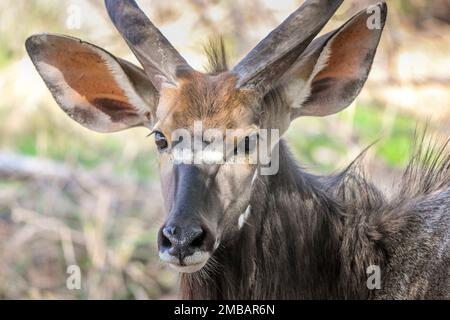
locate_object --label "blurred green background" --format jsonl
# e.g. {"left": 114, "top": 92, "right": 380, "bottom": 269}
{"left": 0, "top": 0, "right": 449, "bottom": 299}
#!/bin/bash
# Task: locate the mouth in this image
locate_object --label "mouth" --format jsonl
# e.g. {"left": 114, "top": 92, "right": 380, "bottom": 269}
{"left": 159, "top": 251, "right": 210, "bottom": 273}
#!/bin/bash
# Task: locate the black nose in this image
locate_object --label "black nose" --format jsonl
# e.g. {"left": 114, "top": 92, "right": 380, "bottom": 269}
{"left": 158, "top": 224, "right": 207, "bottom": 261}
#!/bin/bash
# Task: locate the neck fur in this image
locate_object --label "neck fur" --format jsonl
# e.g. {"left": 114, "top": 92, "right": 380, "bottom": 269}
{"left": 180, "top": 140, "right": 386, "bottom": 299}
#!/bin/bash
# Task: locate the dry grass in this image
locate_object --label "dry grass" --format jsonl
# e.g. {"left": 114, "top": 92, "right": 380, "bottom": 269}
{"left": 0, "top": 153, "right": 178, "bottom": 299}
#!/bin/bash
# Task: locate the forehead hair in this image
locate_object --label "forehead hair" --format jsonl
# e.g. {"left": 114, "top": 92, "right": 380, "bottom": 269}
{"left": 156, "top": 41, "right": 259, "bottom": 132}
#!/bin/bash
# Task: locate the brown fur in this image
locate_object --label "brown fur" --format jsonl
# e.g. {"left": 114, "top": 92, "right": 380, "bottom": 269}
{"left": 157, "top": 70, "right": 258, "bottom": 134}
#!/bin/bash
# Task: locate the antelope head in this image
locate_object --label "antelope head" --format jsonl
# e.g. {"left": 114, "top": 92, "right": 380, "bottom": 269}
{"left": 26, "top": 0, "right": 386, "bottom": 272}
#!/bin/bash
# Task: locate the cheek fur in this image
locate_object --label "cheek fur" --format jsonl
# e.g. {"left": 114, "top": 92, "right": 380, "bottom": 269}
{"left": 213, "top": 165, "right": 256, "bottom": 235}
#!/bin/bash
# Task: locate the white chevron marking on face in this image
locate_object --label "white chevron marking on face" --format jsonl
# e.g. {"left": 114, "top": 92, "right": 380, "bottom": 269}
{"left": 238, "top": 205, "right": 251, "bottom": 230}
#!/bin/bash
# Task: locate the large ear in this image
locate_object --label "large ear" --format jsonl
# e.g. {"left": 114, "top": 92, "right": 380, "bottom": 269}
{"left": 232, "top": 0, "right": 343, "bottom": 94}
{"left": 281, "top": 2, "right": 387, "bottom": 119}
{"left": 25, "top": 34, "right": 158, "bottom": 133}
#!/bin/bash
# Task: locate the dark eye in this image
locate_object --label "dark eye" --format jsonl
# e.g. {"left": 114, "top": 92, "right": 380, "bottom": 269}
{"left": 154, "top": 131, "right": 168, "bottom": 151}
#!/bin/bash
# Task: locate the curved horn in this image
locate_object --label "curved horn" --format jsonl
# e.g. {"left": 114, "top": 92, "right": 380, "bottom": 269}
{"left": 232, "top": 0, "right": 343, "bottom": 93}
{"left": 105, "top": 0, "right": 193, "bottom": 90}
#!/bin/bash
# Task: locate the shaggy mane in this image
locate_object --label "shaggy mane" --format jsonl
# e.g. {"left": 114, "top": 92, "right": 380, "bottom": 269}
{"left": 399, "top": 130, "right": 450, "bottom": 199}
{"left": 333, "top": 129, "right": 450, "bottom": 209}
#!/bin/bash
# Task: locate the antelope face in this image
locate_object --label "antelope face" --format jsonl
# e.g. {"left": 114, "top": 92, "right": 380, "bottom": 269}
{"left": 154, "top": 72, "right": 265, "bottom": 272}
{"left": 26, "top": 0, "right": 386, "bottom": 273}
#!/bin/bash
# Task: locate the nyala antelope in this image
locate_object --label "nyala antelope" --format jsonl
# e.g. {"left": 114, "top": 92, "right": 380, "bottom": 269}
{"left": 26, "top": 0, "right": 449, "bottom": 299}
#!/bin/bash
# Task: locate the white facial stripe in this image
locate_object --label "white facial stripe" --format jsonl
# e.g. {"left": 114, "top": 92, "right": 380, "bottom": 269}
{"left": 235, "top": 170, "right": 257, "bottom": 231}
{"left": 238, "top": 205, "right": 251, "bottom": 230}
{"left": 172, "top": 149, "right": 225, "bottom": 164}
{"left": 196, "top": 150, "right": 224, "bottom": 163}
{"left": 251, "top": 169, "right": 258, "bottom": 185}
{"left": 214, "top": 239, "right": 220, "bottom": 250}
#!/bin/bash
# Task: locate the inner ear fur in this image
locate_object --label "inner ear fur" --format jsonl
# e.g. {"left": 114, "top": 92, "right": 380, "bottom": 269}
{"left": 280, "top": 3, "right": 387, "bottom": 119}
{"left": 26, "top": 33, "right": 159, "bottom": 133}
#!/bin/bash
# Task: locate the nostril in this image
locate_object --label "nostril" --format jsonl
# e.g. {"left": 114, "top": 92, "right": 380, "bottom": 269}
{"left": 161, "top": 226, "right": 177, "bottom": 248}
{"left": 161, "top": 232, "right": 172, "bottom": 248}
{"left": 190, "top": 229, "right": 206, "bottom": 248}
{"left": 159, "top": 224, "right": 209, "bottom": 253}
{"left": 163, "top": 225, "right": 176, "bottom": 238}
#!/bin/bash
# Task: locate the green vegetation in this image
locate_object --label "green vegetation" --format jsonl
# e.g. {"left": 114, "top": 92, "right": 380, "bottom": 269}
{"left": 353, "top": 104, "right": 416, "bottom": 167}
{"left": 0, "top": 46, "right": 13, "bottom": 70}
{"left": 287, "top": 103, "right": 418, "bottom": 172}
